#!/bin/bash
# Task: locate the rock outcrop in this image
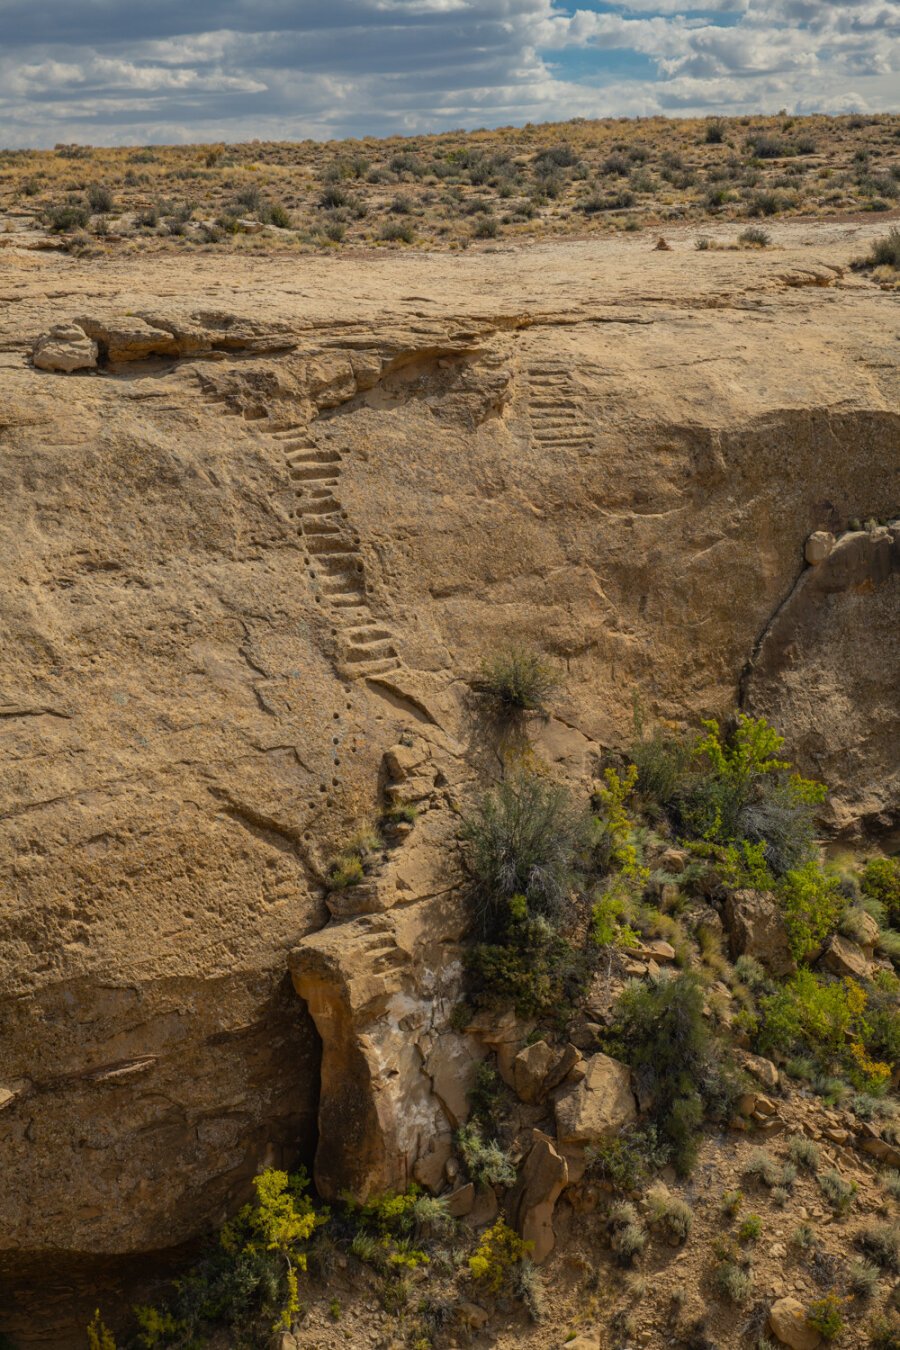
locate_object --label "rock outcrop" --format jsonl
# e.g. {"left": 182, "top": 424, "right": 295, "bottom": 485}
{"left": 554, "top": 1052, "right": 638, "bottom": 1182}
{"left": 723, "top": 889, "right": 797, "bottom": 977}
{"left": 506, "top": 1130, "right": 568, "bottom": 1264}
{"left": 744, "top": 524, "right": 900, "bottom": 833}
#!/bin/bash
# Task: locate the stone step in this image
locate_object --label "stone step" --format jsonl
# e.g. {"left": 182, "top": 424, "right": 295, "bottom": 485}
{"left": 329, "top": 594, "right": 369, "bottom": 610}
{"left": 285, "top": 447, "right": 341, "bottom": 465}
{"left": 307, "top": 536, "right": 358, "bottom": 556}
{"left": 289, "top": 466, "right": 339, "bottom": 482}
{"left": 296, "top": 500, "right": 341, "bottom": 516}
{"left": 345, "top": 624, "right": 392, "bottom": 642}
{"left": 344, "top": 638, "right": 397, "bottom": 663}
{"left": 302, "top": 519, "right": 343, "bottom": 536}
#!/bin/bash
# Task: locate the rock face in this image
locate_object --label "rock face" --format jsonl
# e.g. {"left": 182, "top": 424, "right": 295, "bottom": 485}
{"left": 1, "top": 229, "right": 899, "bottom": 1341}
{"left": 507, "top": 1129, "right": 568, "bottom": 1263}
{"left": 745, "top": 523, "right": 900, "bottom": 833}
{"left": 724, "top": 889, "right": 797, "bottom": 977}
{"left": 555, "top": 1052, "right": 637, "bottom": 1181}
{"left": 768, "top": 1297, "right": 822, "bottom": 1349}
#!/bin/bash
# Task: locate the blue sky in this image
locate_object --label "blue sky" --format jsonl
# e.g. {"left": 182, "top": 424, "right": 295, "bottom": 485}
{"left": 0, "top": 0, "right": 897, "bottom": 147}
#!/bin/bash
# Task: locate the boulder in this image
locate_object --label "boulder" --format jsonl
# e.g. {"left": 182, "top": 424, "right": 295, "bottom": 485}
{"left": 659, "top": 847, "right": 688, "bottom": 874}
{"left": 513, "top": 1040, "right": 558, "bottom": 1104}
{"left": 507, "top": 1129, "right": 568, "bottom": 1264}
{"left": 562, "top": 1337, "right": 602, "bottom": 1350}
{"left": 555, "top": 1052, "right": 637, "bottom": 1183}
{"left": 819, "top": 934, "right": 870, "bottom": 980}
{"left": 724, "top": 889, "right": 797, "bottom": 977}
{"left": 445, "top": 1182, "right": 475, "bottom": 1218}
{"left": 857, "top": 1123, "right": 900, "bottom": 1167}
{"left": 455, "top": 1302, "right": 489, "bottom": 1330}
{"left": 804, "top": 531, "right": 834, "bottom": 566}
{"left": 32, "top": 323, "right": 98, "bottom": 372}
{"left": 768, "top": 1297, "right": 822, "bottom": 1349}
{"left": 742, "top": 1054, "right": 780, "bottom": 1090}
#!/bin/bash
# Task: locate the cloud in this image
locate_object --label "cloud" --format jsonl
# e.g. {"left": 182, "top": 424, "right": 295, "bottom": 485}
{"left": 0, "top": 0, "right": 896, "bottom": 146}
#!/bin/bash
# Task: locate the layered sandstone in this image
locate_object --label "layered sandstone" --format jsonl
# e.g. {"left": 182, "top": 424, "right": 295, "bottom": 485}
{"left": 0, "top": 218, "right": 898, "bottom": 1341}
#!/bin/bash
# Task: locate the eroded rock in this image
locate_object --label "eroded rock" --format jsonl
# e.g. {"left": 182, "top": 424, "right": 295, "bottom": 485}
{"left": 768, "top": 1297, "right": 822, "bottom": 1350}
{"left": 32, "top": 323, "right": 98, "bottom": 372}
{"left": 507, "top": 1129, "right": 568, "bottom": 1263}
{"left": 555, "top": 1052, "right": 637, "bottom": 1182}
{"left": 724, "top": 889, "right": 797, "bottom": 977}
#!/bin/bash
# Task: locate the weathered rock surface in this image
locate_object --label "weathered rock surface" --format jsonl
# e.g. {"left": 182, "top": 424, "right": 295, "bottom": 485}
{"left": 724, "top": 889, "right": 797, "bottom": 977}
{"left": 555, "top": 1052, "right": 637, "bottom": 1181}
{"left": 507, "top": 1129, "right": 568, "bottom": 1263}
{"left": 819, "top": 933, "right": 871, "bottom": 979}
{"left": 745, "top": 522, "right": 900, "bottom": 833}
{"left": 1, "top": 224, "right": 898, "bottom": 1341}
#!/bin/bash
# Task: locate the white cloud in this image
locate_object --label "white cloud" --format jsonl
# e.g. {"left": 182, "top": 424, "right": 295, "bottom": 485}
{"left": 0, "top": 0, "right": 896, "bottom": 146}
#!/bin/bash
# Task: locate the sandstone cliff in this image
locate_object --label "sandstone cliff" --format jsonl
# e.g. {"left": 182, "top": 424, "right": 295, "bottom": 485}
{"left": 0, "top": 219, "right": 897, "bottom": 1341}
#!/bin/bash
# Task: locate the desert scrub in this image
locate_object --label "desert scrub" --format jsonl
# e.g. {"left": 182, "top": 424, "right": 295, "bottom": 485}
{"left": 788, "top": 1136, "right": 821, "bottom": 1171}
{"left": 854, "top": 227, "right": 900, "bottom": 271}
{"left": 722, "top": 1188, "right": 743, "bottom": 1217}
{"left": 455, "top": 1122, "right": 516, "bottom": 1189}
{"left": 818, "top": 1168, "right": 858, "bottom": 1216}
{"left": 607, "top": 1200, "right": 648, "bottom": 1266}
{"left": 87, "top": 1311, "right": 116, "bottom": 1350}
{"left": 468, "top": 1219, "right": 531, "bottom": 1292}
{"left": 739, "top": 225, "right": 771, "bottom": 246}
{"left": 474, "top": 643, "right": 560, "bottom": 715}
{"left": 848, "top": 1256, "right": 881, "bottom": 1297}
{"left": 777, "top": 861, "right": 843, "bottom": 961}
{"left": 743, "top": 1148, "right": 797, "bottom": 1191}
{"left": 713, "top": 1246, "right": 752, "bottom": 1305}
{"left": 646, "top": 1186, "right": 692, "bottom": 1243}
{"left": 462, "top": 774, "right": 591, "bottom": 936}
{"left": 325, "top": 828, "right": 382, "bottom": 890}
{"left": 861, "top": 856, "right": 900, "bottom": 925}
{"left": 607, "top": 970, "right": 740, "bottom": 1174}
{"left": 856, "top": 1220, "right": 900, "bottom": 1271}
{"left": 807, "top": 1292, "right": 847, "bottom": 1342}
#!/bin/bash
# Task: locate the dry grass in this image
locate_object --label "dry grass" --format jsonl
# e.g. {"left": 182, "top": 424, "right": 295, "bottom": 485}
{"left": 2, "top": 112, "right": 898, "bottom": 255}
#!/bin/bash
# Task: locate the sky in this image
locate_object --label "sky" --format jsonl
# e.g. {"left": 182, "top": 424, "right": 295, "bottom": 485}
{"left": 0, "top": 0, "right": 898, "bottom": 148}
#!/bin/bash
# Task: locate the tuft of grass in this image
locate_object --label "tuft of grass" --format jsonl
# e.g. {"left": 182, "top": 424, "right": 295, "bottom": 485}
{"left": 856, "top": 1220, "right": 900, "bottom": 1272}
{"left": 818, "top": 1168, "right": 858, "bottom": 1216}
{"left": 788, "top": 1136, "right": 821, "bottom": 1171}
{"left": 848, "top": 1256, "right": 881, "bottom": 1297}
{"left": 857, "top": 226, "right": 900, "bottom": 270}
{"left": 739, "top": 224, "right": 771, "bottom": 246}
{"left": 646, "top": 1186, "right": 693, "bottom": 1243}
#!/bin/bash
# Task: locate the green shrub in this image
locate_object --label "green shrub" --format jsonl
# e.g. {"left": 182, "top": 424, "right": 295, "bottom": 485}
{"left": 455, "top": 1122, "right": 516, "bottom": 1189}
{"left": 722, "top": 1188, "right": 743, "bottom": 1217}
{"left": 758, "top": 969, "right": 887, "bottom": 1089}
{"left": 738, "top": 1214, "right": 762, "bottom": 1243}
{"left": 466, "top": 920, "right": 592, "bottom": 1020}
{"left": 468, "top": 1219, "right": 530, "bottom": 1291}
{"left": 861, "top": 857, "right": 900, "bottom": 925}
{"left": 607, "top": 971, "right": 740, "bottom": 1174}
{"left": 585, "top": 1124, "right": 667, "bottom": 1192}
{"left": 778, "top": 862, "right": 843, "bottom": 960}
{"left": 807, "top": 1292, "right": 846, "bottom": 1341}
{"left": 87, "top": 1311, "right": 116, "bottom": 1350}
{"left": 474, "top": 645, "right": 559, "bottom": 714}
{"left": 380, "top": 220, "right": 414, "bottom": 243}
{"left": 461, "top": 774, "right": 592, "bottom": 937}
{"left": 705, "top": 119, "right": 726, "bottom": 144}
{"left": 882, "top": 1170, "right": 900, "bottom": 1201}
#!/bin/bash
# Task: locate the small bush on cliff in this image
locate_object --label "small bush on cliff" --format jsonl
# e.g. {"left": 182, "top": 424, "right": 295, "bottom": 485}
{"left": 474, "top": 644, "right": 560, "bottom": 716}
{"left": 854, "top": 226, "right": 900, "bottom": 270}
{"left": 468, "top": 1219, "right": 531, "bottom": 1292}
{"left": 607, "top": 971, "right": 740, "bottom": 1174}
{"left": 778, "top": 861, "right": 843, "bottom": 960}
{"left": 758, "top": 971, "right": 892, "bottom": 1092}
{"left": 87, "top": 1311, "right": 117, "bottom": 1350}
{"left": 461, "top": 774, "right": 592, "bottom": 937}
{"left": 456, "top": 1122, "right": 517, "bottom": 1188}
